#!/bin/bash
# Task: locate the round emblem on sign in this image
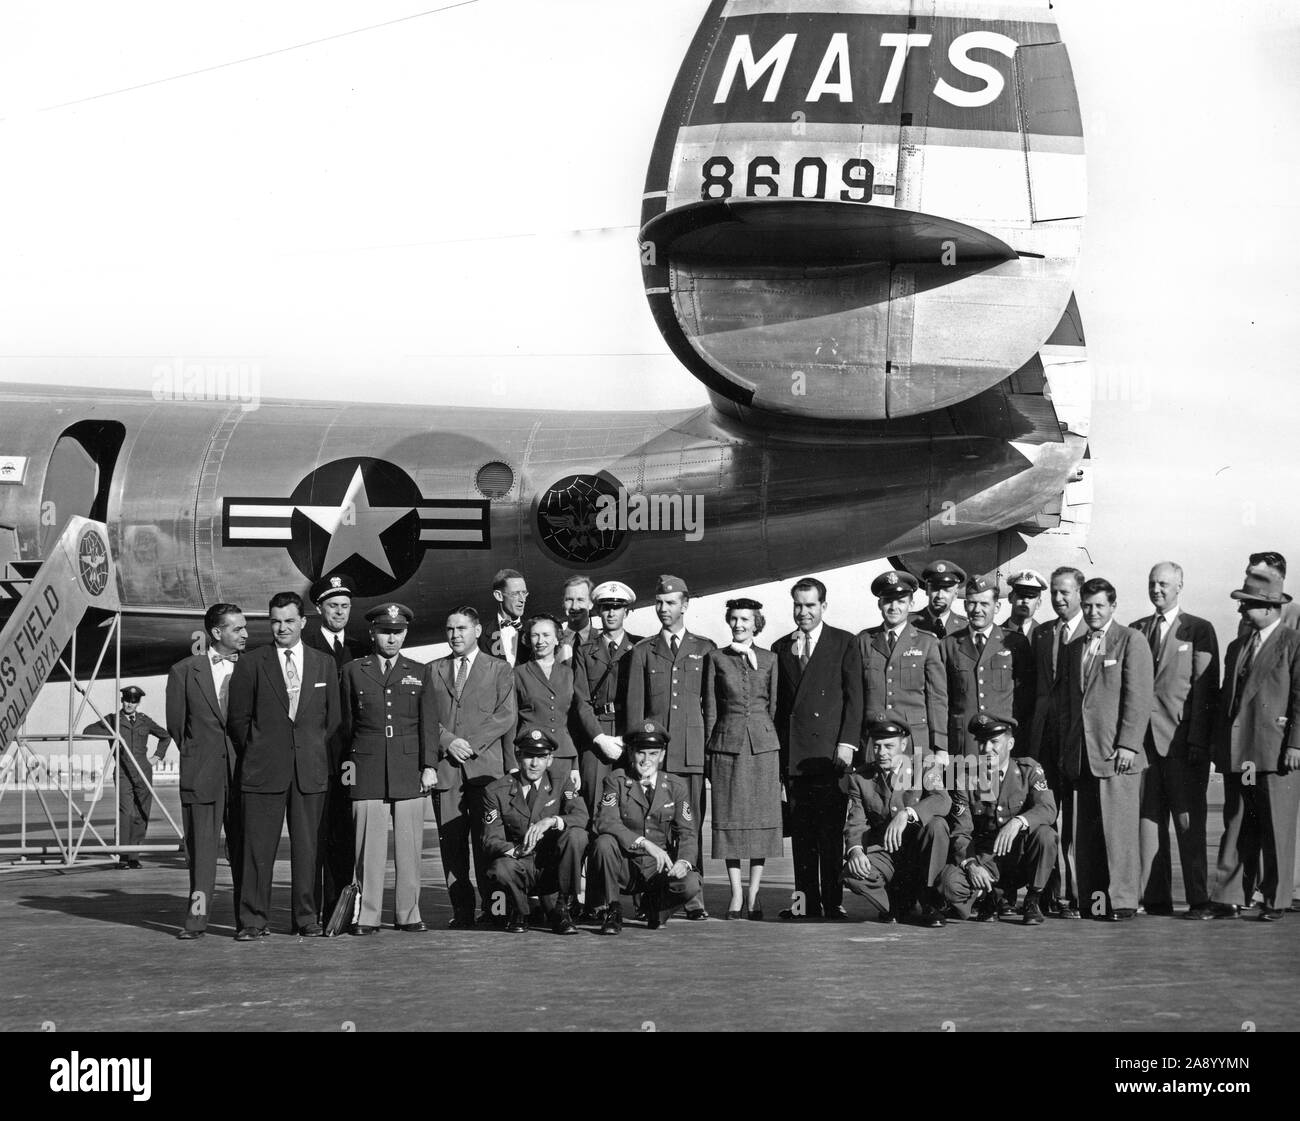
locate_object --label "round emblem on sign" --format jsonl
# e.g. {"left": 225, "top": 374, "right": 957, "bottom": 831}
{"left": 535, "top": 473, "right": 626, "bottom": 566}
{"left": 76, "top": 528, "right": 109, "bottom": 596}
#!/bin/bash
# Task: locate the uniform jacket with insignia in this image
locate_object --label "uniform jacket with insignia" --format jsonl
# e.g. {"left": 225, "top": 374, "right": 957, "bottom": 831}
{"left": 481, "top": 770, "right": 588, "bottom": 859}
{"left": 1061, "top": 623, "right": 1154, "bottom": 781}
{"left": 856, "top": 623, "right": 948, "bottom": 753}
{"left": 421, "top": 651, "right": 517, "bottom": 789}
{"left": 513, "top": 659, "right": 580, "bottom": 765}
{"left": 572, "top": 631, "right": 642, "bottom": 743}
{"left": 166, "top": 653, "right": 234, "bottom": 806}
{"left": 940, "top": 626, "right": 1034, "bottom": 756}
{"left": 1214, "top": 625, "right": 1300, "bottom": 774}
{"left": 772, "top": 625, "right": 864, "bottom": 779}
{"left": 1128, "top": 610, "right": 1219, "bottom": 758}
{"left": 340, "top": 653, "right": 428, "bottom": 801}
{"left": 909, "top": 608, "right": 967, "bottom": 639}
{"left": 843, "top": 762, "right": 951, "bottom": 853}
{"left": 84, "top": 710, "right": 170, "bottom": 760}
{"left": 625, "top": 631, "right": 717, "bottom": 775}
{"left": 703, "top": 646, "right": 780, "bottom": 756}
{"left": 227, "top": 643, "right": 341, "bottom": 795}
{"left": 949, "top": 756, "right": 1056, "bottom": 863}
{"left": 596, "top": 771, "right": 699, "bottom": 872}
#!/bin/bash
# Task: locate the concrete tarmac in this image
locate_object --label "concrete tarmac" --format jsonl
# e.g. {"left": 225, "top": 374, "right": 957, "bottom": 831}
{"left": 1, "top": 780, "right": 1297, "bottom": 1032}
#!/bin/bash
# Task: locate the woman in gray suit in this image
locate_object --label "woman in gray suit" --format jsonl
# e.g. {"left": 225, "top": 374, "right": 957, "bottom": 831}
{"left": 512, "top": 614, "right": 581, "bottom": 790}
{"left": 704, "top": 598, "right": 783, "bottom": 919}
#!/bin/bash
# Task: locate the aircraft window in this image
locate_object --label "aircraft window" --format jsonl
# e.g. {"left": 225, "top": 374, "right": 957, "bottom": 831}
{"left": 475, "top": 462, "right": 515, "bottom": 499}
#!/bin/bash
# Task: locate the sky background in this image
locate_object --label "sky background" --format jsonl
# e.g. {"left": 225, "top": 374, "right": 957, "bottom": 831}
{"left": 1, "top": 0, "right": 1297, "bottom": 737}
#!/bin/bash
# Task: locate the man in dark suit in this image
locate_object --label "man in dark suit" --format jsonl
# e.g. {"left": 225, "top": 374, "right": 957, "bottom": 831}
{"left": 572, "top": 580, "right": 642, "bottom": 819}
{"left": 482, "top": 728, "right": 588, "bottom": 934}
{"left": 625, "top": 574, "right": 716, "bottom": 918}
{"left": 227, "top": 591, "right": 341, "bottom": 939}
{"left": 909, "top": 559, "right": 968, "bottom": 638}
{"left": 589, "top": 722, "right": 703, "bottom": 934}
{"left": 842, "top": 712, "right": 952, "bottom": 926}
{"left": 857, "top": 570, "right": 948, "bottom": 761}
{"left": 421, "top": 606, "right": 517, "bottom": 928}
{"left": 772, "top": 577, "right": 863, "bottom": 922}
{"left": 1001, "top": 568, "right": 1046, "bottom": 639}
{"left": 302, "top": 574, "right": 366, "bottom": 927}
{"left": 1061, "top": 578, "right": 1154, "bottom": 921}
{"left": 341, "top": 603, "right": 430, "bottom": 936}
{"left": 85, "top": 686, "right": 171, "bottom": 868}
{"left": 1129, "top": 561, "right": 1219, "bottom": 916}
{"left": 1205, "top": 569, "right": 1300, "bottom": 920}
{"left": 165, "top": 602, "right": 247, "bottom": 938}
{"left": 482, "top": 568, "right": 532, "bottom": 667}
{"left": 1028, "top": 565, "right": 1087, "bottom": 917}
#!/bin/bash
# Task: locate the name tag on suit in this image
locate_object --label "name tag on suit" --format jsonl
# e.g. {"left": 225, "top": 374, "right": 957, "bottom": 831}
{"left": 314, "top": 682, "right": 326, "bottom": 688}
{"left": 1104, "top": 659, "right": 1118, "bottom": 667}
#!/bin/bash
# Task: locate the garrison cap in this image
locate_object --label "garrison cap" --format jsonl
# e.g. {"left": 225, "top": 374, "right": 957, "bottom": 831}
{"left": 624, "top": 720, "right": 670, "bottom": 751}
{"left": 864, "top": 710, "right": 911, "bottom": 741}
{"left": 120, "top": 686, "right": 145, "bottom": 701}
{"left": 366, "top": 603, "right": 413, "bottom": 631}
{"left": 969, "top": 713, "right": 1018, "bottom": 741}
{"left": 1006, "top": 568, "right": 1047, "bottom": 594}
{"left": 310, "top": 573, "right": 355, "bottom": 604}
{"left": 922, "top": 560, "right": 967, "bottom": 588}
{"left": 514, "top": 727, "right": 557, "bottom": 755}
{"left": 592, "top": 580, "right": 635, "bottom": 607}
{"left": 655, "top": 574, "right": 689, "bottom": 596}
{"left": 964, "top": 574, "right": 998, "bottom": 597}
{"left": 871, "top": 570, "right": 919, "bottom": 599}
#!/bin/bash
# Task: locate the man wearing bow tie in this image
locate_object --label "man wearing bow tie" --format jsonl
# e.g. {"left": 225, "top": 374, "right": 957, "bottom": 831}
{"left": 227, "top": 591, "right": 340, "bottom": 939}
{"left": 166, "top": 603, "right": 247, "bottom": 938}
{"left": 1061, "top": 578, "right": 1154, "bottom": 921}
{"left": 1129, "top": 562, "right": 1219, "bottom": 917}
{"left": 483, "top": 568, "right": 532, "bottom": 667}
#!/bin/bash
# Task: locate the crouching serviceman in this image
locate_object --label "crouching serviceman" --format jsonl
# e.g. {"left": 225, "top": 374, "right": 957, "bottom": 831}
{"left": 843, "top": 711, "right": 952, "bottom": 926}
{"left": 482, "top": 728, "right": 588, "bottom": 934}
{"left": 589, "top": 720, "right": 703, "bottom": 934}
{"left": 939, "top": 714, "right": 1058, "bottom": 925}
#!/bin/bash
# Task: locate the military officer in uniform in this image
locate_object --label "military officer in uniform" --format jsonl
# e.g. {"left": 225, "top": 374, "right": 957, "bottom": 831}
{"left": 1002, "top": 569, "right": 1047, "bottom": 639}
{"left": 625, "top": 574, "right": 715, "bottom": 918}
{"left": 857, "top": 570, "right": 948, "bottom": 761}
{"left": 910, "top": 560, "right": 968, "bottom": 637}
{"left": 589, "top": 721, "right": 704, "bottom": 934}
{"left": 572, "top": 580, "right": 642, "bottom": 818}
{"left": 341, "top": 603, "right": 430, "bottom": 935}
{"left": 304, "top": 573, "right": 366, "bottom": 927}
{"left": 482, "top": 728, "right": 588, "bottom": 934}
{"left": 842, "top": 712, "right": 952, "bottom": 925}
{"left": 85, "top": 686, "right": 171, "bottom": 868}
{"left": 939, "top": 715, "right": 1057, "bottom": 925}
{"left": 941, "top": 575, "right": 1034, "bottom": 760}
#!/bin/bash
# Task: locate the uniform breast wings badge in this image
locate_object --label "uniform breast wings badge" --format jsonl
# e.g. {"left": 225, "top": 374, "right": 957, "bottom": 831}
{"left": 904, "top": 648, "right": 923, "bottom": 656}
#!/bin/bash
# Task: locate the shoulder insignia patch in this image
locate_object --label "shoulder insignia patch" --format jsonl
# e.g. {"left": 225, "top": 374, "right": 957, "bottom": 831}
{"left": 954, "top": 803, "right": 966, "bottom": 815}
{"left": 483, "top": 808, "right": 499, "bottom": 824}
{"left": 1034, "top": 780, "right": 1048, "bottom": 791}
{"left": 682, "top": 801, "right": 693, "bottom": 820}
{"left": 601, "top": 792, "right": 617, "bottom": 807}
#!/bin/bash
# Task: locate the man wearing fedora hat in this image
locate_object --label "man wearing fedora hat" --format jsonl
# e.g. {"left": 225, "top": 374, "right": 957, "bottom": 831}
{"left": 1203, "top": 568, "right": 1300, "bottom": 920}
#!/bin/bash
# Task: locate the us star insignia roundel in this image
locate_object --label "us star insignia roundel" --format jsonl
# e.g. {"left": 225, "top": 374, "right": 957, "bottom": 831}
{"left": 222, "top": 457, "right": 490, "bottom": 596}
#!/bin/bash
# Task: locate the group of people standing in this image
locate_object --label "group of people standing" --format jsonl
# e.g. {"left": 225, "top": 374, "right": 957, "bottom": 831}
{"left": 141, "top": 549, "right": 1298, "bottom": 939}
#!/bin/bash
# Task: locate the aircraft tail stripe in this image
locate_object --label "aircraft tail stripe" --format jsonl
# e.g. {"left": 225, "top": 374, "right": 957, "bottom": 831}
{"left": 417, "top": 507, "right": 486, "bottom": 523}
{"left": 419, "top": 529, "right": 487, "bottom": 544}
{"left": 228, "top": 503, "right": 294, "bottom": 519}
{"left": 227, "top": 527, "right": 293, "bottom": 541}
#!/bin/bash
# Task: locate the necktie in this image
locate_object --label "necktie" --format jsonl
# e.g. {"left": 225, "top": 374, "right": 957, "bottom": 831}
{"left": 284, "top": 649, "right": 300, "bottom": 719}
{"left": 887, "top": 629, "right": 897, "bottom": 655}
{"left": 526, "top": 783, "right": 538, "bottom": 813}
{"left": 382, "top": 657, "right": 393, "bottom": 678}
{"left": 799, "top": 633, "right": 810, "bottom": 669}
{"left": 453, "top": 655, "right": 469, "bottom": 702}
{"left": 1149, "top": 614, "right": 1165, "bottom": 657}
{"left": 608, "top": 639, "right": 618, "bottom": 659}
{"left": 642, "top": 781, "right": 654, "bottom": 802}
{"left": 1082, "top": 632, "right": 1102, "bottom": 685}
{"left": 670, "top": 634, "right": 679, "bottom": 659}
{"left": 974, "top": 632, "right": 986, "bottom": 655}
{"left": 1054, "top": 623, "right": 1069, "bottom": 679}
{"left": 1231, "top": 633, "right": 1261, "bottom": 718}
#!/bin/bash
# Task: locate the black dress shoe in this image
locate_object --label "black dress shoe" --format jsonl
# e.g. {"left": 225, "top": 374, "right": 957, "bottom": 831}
{"left": 973, "top": 896, "right": 1000, "bottom": 922}
{"left": 1022, "top": 895, "right": 1045, "bottom": 926}
{"left": 448, "top": 910, "right": 476, "bottom": 929}
{"left": 396, "top": 921, "right": 427, "bottom": 932}
{"left": 578, "top": 903, "right": 603, "bottom": 924}
{"left": 551, "top": 898, "right": 578, "bottom": 935}
{"left": 352, "top": 925, "right": 380, "bottom": 935}
{"left": 126, "top": 859, "right": 142, "bottom": 870}
{"left": 778, "top": 907, "right": 822, "bottom": 922}
{"left": 297, "top": 923, "right": 323, "bottom": 937}
{"left": 725, "top": 909, "right": 744, "bottom": 920}
{"left": 176, "top": 929, "right": 205, "bottom": 940}
{"left": 683, "top": 907, "right": 709, "bottom": 921}
{"left": 1259, "top": 906, "right": 1285, "bottom": 922}
{"left": 746, "top": 907, "right": 763, "bottom": 922}
{"left": 920, "top": 904, "right": 947, "bottom": 928}
{"left": 234, "top": 927, "right": 265, "bottom": 942}
{"left": 1141, "top": 903, "right": 1175, "bottom": 916}
{"left": 504, "top": 908, "right": 528, "bottom": 934}
{"left": 824, "top": 905, "right": 849, "bottom": 921}
{"left": 599, "top": 901, "right": 623, "bottom": 935}
{"left": 1104, "top": 908, "right": 1136, "bottom": 922}
{"left": 1056, "top": 904, "right": 1081, "bottom": 920}
{"left": 116, "top": 859, "right": 131, "bottom": 870}
{"left": 1184, "top": 903, "right": 1214, "bottom": 919}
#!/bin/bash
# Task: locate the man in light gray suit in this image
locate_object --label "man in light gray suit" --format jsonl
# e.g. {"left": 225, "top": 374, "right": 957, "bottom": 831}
{"left": 421, "top": 606, "right": 517, "bottom": 928}
{"left": 1061, "top": 577, "right": 1154, "bottom": 921}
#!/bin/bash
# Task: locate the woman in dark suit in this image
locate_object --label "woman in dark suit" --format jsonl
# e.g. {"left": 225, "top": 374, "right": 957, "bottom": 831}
{"left": 704, "top": 598, "right": 783, "bottom": 919}
{"left": 512, "top": 614, "right": 581, "bottom": 790}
